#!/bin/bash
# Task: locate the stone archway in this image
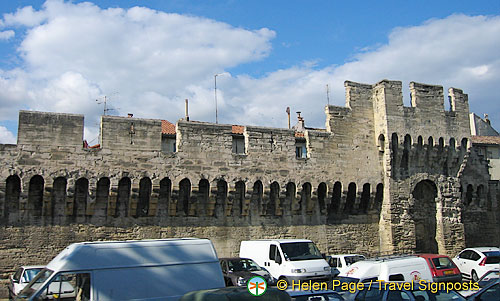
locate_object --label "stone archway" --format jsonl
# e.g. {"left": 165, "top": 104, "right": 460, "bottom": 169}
{"left": 411, "top": 180, "right": 438, "bottom": 253}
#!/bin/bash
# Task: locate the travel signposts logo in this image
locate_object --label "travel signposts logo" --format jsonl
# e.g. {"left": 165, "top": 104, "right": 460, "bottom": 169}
{"left": 247, "top": 276, "right": 267, "bottom": 296}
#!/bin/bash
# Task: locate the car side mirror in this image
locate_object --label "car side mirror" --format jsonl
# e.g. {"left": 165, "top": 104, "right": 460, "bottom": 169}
{"left": 275, "top": 256, "right": 282, "bottom": 265}
{"left": 322, "top": 253, "right": 326, "bottom": 259}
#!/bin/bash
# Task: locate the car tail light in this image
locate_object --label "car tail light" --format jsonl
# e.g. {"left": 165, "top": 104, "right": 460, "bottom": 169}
{"left": 479, "top": 258, "right": 486, "bottom": 266}
{"left": 431, "top": 269, "right": 437, "bottom": 277}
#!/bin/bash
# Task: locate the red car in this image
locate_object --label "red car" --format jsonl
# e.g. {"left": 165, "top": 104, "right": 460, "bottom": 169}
{"left": 417, "top": 254, "right": 462, "bottom": 283}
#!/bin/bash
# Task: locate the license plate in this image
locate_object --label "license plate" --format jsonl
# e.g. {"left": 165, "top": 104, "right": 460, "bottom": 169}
{"left": 444, "top": 270, "right": 454, "bottom": 275}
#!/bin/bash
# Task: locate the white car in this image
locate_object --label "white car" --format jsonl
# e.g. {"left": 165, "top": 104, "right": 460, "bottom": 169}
{"left": 8, "top": 265, "right": 44, "bottom": 299}
{"left": 452, "top": 247, "right": 500, "bottom": 281}
{"left": 326, "top": 254, "right": 366, "bottom": 275}
{"left": 9, "top": 265, "right": 76, "bottom": 300}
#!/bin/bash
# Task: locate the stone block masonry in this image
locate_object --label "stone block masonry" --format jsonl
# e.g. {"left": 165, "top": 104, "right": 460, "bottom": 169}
{"left": 0, "top": 79, "right": 498, "bottom": 298}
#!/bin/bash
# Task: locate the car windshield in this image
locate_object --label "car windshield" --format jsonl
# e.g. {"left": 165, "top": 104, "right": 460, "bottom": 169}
{"left": 483, "top": 251, "right": 500, "bottom": 264}
{"left": 228, "top": 259, "right": 263, "bottom": 272}
{"left": 432, "top": 257, "right": 455, "bottom": 270}
{"left": 280, "top": 242, "right": 323, "bottom": 261}
{"left": 23, "top": 268, "right": 43, "bottom": 283}
{"left": 345, "top": 255, "right": 365, "bottom": 266}
{"left": 17, "top": 268, "right": 54, "bottom": 299}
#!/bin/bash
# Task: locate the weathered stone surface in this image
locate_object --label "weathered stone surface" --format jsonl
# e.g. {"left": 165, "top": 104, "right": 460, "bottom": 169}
{"left": 0, "top": 80, "right": 498, "bottom": 298}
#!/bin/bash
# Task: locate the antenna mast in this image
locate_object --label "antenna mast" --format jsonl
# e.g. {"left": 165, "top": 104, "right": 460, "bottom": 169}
{"left": 96, "top": 93, "right": 118, "bottom": 115}
{"left": 326, "top": 84, "right": 330, "bottom": 105}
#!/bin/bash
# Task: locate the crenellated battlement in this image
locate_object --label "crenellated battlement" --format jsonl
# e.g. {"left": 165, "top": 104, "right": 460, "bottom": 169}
{"left": 0, "top": 79, "right": 497, "bottom": 292}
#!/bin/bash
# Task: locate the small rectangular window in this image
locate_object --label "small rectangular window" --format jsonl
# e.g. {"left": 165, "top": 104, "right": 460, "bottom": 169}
{"left": 295, "top": 139, "right": 306, "bottom": 159}
{"left": 161, "top": 135, "right": 176, "bottom": 153}
{"left": 232, "top": 135, "right": 245, "bottom": 154}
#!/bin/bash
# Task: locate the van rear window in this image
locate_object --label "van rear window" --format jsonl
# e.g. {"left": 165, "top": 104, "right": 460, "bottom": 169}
{"left": 431, "top": 257, "right": 455, "bottom": 270}
{"left": 388, "top": 274, "right": 405, "bottom": 281}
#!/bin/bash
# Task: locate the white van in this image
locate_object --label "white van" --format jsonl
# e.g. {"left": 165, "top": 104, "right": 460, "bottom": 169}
{"left": 326, "top": 254, "right": 366, "bottom": 274}
{"left": 239, "top": 239, "right": 332, "bottom": 283}
{"left": 338, "top": 255, "right": 433, "bottom": 283}
{"left": 16, "top": 238, "right": 225, "bottom": 300}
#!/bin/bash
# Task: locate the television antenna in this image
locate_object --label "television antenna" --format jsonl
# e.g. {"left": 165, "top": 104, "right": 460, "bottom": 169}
{"left": 96, "top": 92, "right": 119, "bottom": 115}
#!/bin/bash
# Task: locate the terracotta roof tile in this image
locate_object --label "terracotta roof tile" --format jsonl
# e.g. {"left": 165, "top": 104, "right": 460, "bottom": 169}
{"left": 161, "top": 120, "right": 176, "bottom": 135}
{"left": 232, "top": 125, "right": 244, "bottom": 134}
{"left": 471, "top": 135, "right": 500, "bottom": 145}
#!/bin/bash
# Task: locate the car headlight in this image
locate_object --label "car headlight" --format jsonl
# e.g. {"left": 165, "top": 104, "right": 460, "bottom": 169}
{"left": 237, "top": 277, "right": 246, "bottom": 286}
{"left": 291, "top": 268, "right": 306, "bottom": 273}
{"left": 324, "top": 267, "right": 331, "bottom": 272}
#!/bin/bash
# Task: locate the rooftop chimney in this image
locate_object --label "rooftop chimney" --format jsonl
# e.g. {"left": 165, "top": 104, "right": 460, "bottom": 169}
{"left": 293, "top": 111, "right": 305, "bottom": 132}
{"left": 484, "top": 114, "right": 490, "bottom": 125}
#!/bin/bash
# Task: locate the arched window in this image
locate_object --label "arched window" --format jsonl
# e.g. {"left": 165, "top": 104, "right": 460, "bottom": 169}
{"left": 329, "top": 181, "right": 342, "bottom": 215}
{"left": 360, "top": 183, "right": 371, "bottom": 213}
{"left": 116, "top": 177, "right": 131, "bottom": 217}
{"left": 374, "top": 183, "right": 383, "bottom": 211}
{"left": 378, "top": 134, "right": 385, "bottom": 152}
{"left": 198, "top": 179, "right": 210, "bottom": 216}
{"left": 461, "top": 138, "right": 468, "bottom": 150}
{"left": 74, "top": 178, "right": 89, "bottom": 217}
{"left": 267, "top": 182, "right": 279, "bottom": 216}
{"left": 216, "top": 179, "right": 228, "bottom": 217}
{"left": 137, "top": 177, "right": 151, "bottom": 217}
{"left": 159, "top": 177, "right": 171, "bottom": 217}
{"left": 417, "top": 136, "right": 423, "bottom": 151}
{"left": 178, "top": 178, "right": 191, "bottom": 216}
{"left": 52, "top": 177, "right": 67, "bottom": 219}
{"left": 465, "top": 184, "right": 473, "bottom": 206}
{"left": 95, "top": 177, "right": 110, "bottom": 218}
{"left": 252, "top": 181, "right": 263, "bottom": 215}
{"left": 5, "top": 175, "right": 21, "bottom": 218}
{"left": 401, "top": 135, "right": 411, "bottom": 176}
{"left": 286, "top": 182, "right": 297, "bottom": 214}
{"left": 344, "top": 182, "right": 356, "bottom": 214}
{"left": 449, "top": 138, "right": 456, "bottom": 150}
{"left": 235, "top": 181, "right": 246, "bottom": 216}
{"left": 302, "top": 182, "right": 313, "bottom": 214}
{"left": 317, "top": 183, "right": 327, "bottom": 214}
{"left": 28, "top": 175, "right": 44, "bottom": 217}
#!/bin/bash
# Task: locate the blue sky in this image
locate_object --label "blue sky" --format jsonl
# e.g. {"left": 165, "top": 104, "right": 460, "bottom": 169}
{"left": 0, "top": 0, "right": 499, "bottom": 143}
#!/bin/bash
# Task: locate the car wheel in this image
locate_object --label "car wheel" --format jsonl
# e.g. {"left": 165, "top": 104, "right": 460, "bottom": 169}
{"left": 471, "top": 270, "right": 478, "bottom": 282}
{"left": 278, "top": 276, "right": 289, "bottom": 286}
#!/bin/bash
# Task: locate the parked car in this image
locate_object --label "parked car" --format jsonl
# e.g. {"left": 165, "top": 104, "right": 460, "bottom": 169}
{"left": 460, "top": 270, "right": 499, "bottom": 297}
{"left": 8, "top": 266, "right": 44, "bottom": 299}
{"left": 476, "top": 269, "right": 499, "bottom": 287}
{"left": 286, "top": 289, "right": 345, "bottom": 300}
{"left": 326, "top": 254, "right": 365, "bottom": 275}
{"left": 417, "top": 254, "right": 462, "bottom": 283}
{"left": 338, "top": 255, "right": 433, "bottom": 283}
{"left": 8, "top": 265, "right": 75, "bottom": 300}
{"left": 453, "top": 247, "right": 500, "bottom": 281}
{"left": 342, "top": 281, "right": 466, "bottom": 301}
{"left": 219, "top": 257, "right": 274, "bottom": 286}
{"left": 466, "top": 279, "right": 499, "bottom": 300}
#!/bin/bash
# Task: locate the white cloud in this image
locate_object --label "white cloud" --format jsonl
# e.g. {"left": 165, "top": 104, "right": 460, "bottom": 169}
{"left": 0, "top": 0, "right": 275, "bottom": 138}
{"left": 0, "top": 126, "right": 16, "bottom": 144}
{"left": 0, "top": 1, "right": 499, "bottom": 141}
{"left": 0, "top": 30, "right": 14, "bottom": 40}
